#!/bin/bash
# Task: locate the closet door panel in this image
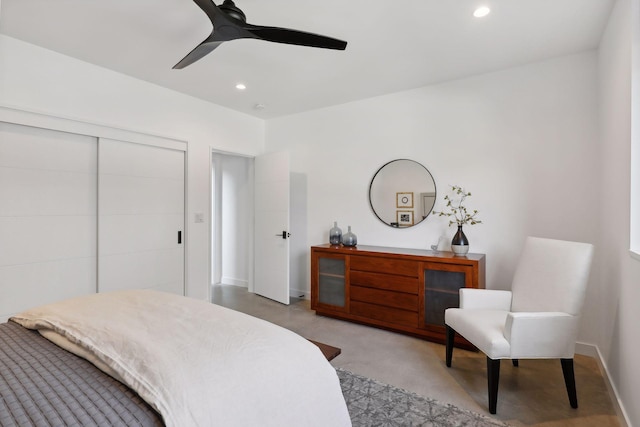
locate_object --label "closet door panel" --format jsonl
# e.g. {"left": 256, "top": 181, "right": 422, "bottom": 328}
{"left": 99, "top": 214, "right": 184, "bottom": 255}
{"left": 0, "top": 168, "right": 96, "bottom": 216}
{"left": 98, "top": 140, "right": 184, "bottom": 181}
{"left": 0, "top": 216, "right": 96, "bottom": 266}
{"left": 0, "top": 122, "right": 97, "bottom": 319}
{"left": 0, "top": 122, "right": 96, "bottom": 172}
{"left": 99, "top": 249, "right": 184, "bottom": 293}
{"left": 0, "top": 258, "right": 96, "bottom": 319}
{"left": 98, "top": 138, "right": 185, "bottom": 295}
{"left": 99, "top": 174, "right": 183, "bottom": 215}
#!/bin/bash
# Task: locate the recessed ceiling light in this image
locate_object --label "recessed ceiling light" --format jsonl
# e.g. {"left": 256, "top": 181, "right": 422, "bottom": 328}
{"left": 473, "top": 6, "right": 490, "bottom": 18}
{"left": 235, "top": 83, "right": 246, "bottom": 90}
{"left": 254, "top": 103, "right": 266, "bottom": 110}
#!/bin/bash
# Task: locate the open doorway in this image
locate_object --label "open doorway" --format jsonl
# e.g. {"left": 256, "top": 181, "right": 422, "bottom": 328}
{"left": 211, "top": 152, "right": 254, "bottom": 296}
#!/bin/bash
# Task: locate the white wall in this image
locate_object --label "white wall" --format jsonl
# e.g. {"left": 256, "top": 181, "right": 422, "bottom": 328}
{"left": 265, "top": 15, "right": 640, "bottom": 422}
{"left": 0, "top": 34, "right": 264, "bottom": 301}
{"left": 220, "top": 155, "right": 253, "bottom": 287}
{"left": 266, "top": 53, "right": 601, "bottom": 344}
{"left": 598, "top": 0, "right": 640, "bottom": 424}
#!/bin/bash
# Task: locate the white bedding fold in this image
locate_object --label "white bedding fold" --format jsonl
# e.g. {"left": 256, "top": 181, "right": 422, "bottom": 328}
{"left": 11, "top": 289, "right": 351, "bottom": 427}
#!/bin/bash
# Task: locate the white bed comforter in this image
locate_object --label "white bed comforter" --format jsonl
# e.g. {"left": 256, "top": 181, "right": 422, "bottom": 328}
{"left": 11, "top": 289, "right": 351, "bottom": 427}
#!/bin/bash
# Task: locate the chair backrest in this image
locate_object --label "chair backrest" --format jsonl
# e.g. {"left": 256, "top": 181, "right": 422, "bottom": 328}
{"left": 510, "top": 237, "right": 594, "bottom": 315}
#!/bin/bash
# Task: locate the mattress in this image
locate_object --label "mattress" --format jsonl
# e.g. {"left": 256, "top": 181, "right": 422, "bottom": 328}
{"left": 0, "top": 321, "right": 163, "bottom": 427}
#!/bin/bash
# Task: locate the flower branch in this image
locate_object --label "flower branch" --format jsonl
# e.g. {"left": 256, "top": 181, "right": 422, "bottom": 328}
{"left": 434, "top": 185, "right": 482, "bottom": 227}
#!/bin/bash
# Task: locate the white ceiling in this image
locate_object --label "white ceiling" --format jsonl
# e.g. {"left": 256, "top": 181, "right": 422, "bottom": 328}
{"left": 0, "top": 0, "right": 614, "bottom": 119}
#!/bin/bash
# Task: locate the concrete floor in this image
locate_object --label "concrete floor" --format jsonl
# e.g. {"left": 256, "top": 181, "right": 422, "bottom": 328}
{"left": 212, "top": 284, "right": 621, "bottom": 427}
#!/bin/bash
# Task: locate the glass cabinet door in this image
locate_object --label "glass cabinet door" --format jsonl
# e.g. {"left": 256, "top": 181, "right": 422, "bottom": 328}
{"left": 317, "top": 255, "right": 347, "bottom": 309}
{"left": 423, "top": 262, "right": 473, "bottom": 329}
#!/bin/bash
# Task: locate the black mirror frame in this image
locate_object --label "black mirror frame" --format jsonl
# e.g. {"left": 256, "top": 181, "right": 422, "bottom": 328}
{"left": 368, "top": 159, "right": 437, "bottom": 228}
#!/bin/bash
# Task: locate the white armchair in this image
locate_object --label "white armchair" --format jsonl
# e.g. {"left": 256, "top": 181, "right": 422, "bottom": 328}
{"left": 444, "top": 236, "right": 594, "bottom": 414}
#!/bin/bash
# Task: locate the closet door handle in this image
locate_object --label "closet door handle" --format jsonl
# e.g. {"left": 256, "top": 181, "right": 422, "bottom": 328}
{"left": 178, "top": 231, "right": 182, "bottom": 244}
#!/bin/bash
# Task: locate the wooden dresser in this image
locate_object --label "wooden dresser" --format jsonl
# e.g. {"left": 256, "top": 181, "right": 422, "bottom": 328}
{"left": 310, "top": 244, "right": 485, "bottom": 349}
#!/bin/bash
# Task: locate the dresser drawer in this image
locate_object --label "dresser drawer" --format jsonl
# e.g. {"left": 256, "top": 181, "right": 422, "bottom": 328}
{"left": 350, "top": 271, "right": 419, "bottom": 294}
{"left": 351, "top": 285, "right": 418, "bottom": 311}
{"left": 350, "top": 255, "right": 419, "bottom": 277}
{"left": 350, "top": 301, "right": 418, "bottom": 327}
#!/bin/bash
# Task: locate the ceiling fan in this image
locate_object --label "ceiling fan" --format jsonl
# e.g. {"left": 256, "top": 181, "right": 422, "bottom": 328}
{"left": 173, "top": 0, "right": 348, "bottom": 69}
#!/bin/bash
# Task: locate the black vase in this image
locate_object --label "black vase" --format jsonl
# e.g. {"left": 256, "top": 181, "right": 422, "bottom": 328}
{"left": 451, "top": 225, "right": 469, "bottom": 255}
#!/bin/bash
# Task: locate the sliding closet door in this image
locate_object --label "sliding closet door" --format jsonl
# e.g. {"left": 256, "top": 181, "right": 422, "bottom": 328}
{"left": 0, "top": 122, "right": 97, "bottom": 319}
{"left": 98, "top": 138, "right": 185, "bottom": 295}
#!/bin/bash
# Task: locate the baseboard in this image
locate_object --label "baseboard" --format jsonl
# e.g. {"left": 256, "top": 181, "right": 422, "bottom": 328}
{"left": 289, "top": 287, "right": 306, "bottom": 298}
{"left": 575, "top": 342, "right": 631, "bottom": 427}
{"left": 220, "top": 277, "right": 248, "bottom": 287}
{"left": 216, "top": 281, "right": 305, "bottom": 299}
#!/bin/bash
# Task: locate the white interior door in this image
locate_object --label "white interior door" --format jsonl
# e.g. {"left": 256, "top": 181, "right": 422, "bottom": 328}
{"left": 254, "top": 151, "right": 290, "bottom": 304}
{"left": 98, "top": 138, "right": 185, "bottom": 295}
{"left": 0, "top": 122, "right": 97, "bottom": 319}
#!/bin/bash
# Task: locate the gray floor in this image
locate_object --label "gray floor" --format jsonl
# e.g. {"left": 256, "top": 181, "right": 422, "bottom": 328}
{"left": 211, "top": 284, "right": 620, "bottom": 427}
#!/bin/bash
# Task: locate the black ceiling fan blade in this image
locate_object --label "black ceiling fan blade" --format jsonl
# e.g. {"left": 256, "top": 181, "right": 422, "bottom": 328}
{"left": 173, "top": 40, "right": 223, "bottom": 69}
{"left": 246, "top": 25, "right": 347, "bottom": 50}
{"left": 174, "top": 0, "right": 347, "bottom": 69}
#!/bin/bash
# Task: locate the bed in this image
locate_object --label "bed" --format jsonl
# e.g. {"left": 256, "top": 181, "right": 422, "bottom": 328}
{"left": 1, "top": 289, "right": 352, "bottom": 426}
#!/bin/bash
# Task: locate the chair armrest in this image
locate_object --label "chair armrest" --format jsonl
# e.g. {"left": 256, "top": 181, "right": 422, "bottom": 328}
{"left": 505, "top": 312, "right": 580, "bottom": 358}
{"left": 459, "top": 289, "right": 512, "bottom": 310}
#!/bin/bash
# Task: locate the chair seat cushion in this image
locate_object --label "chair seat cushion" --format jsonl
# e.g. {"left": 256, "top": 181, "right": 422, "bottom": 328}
{"left": 445, "top": 309, "right": 511, "bottom": 359}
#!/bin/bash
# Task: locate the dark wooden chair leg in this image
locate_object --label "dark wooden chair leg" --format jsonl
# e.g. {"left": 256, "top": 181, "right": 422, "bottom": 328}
{"left": 512, "top": 359, "right": 519, "bottom": 367}
{"left": 445, "top": 325, "right": 454, "bottom": 367}
{"left": 487, "top": 357, "right": 500, "bottom": 414}
{"left": 561, "top": 358, "right": 578, "bottom": 408}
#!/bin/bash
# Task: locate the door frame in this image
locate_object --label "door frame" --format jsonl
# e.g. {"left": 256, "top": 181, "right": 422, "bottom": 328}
{"left": 209, "top": 149, "right": 256, "bottom": 302}
{"left": 207, "top": 149, "right": 306, "bottom": 303}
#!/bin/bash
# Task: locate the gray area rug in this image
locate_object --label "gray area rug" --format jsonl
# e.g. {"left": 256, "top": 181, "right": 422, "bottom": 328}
{"left": 337, "top": 368, "right": 509, "bottom": 427}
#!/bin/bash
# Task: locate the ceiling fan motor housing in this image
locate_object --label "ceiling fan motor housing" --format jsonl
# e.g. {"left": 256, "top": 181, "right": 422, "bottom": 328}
{"left": 219, "top": 0, "right": 246, "bottom": 22}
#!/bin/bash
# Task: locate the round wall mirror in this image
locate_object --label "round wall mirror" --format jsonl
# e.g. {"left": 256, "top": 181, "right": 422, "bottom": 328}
{"left": 369, "top": 159, "right": 436, "bottom": 228}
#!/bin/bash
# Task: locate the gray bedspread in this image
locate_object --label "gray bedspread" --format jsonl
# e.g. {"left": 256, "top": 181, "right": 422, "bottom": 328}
{"left": 0, "top": 321, "right": 164, "bottom": 427}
